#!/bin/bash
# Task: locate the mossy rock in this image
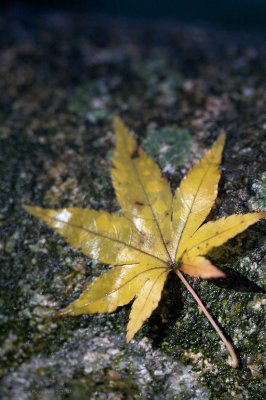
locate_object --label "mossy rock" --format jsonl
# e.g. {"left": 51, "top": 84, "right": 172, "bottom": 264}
{"left": 0, "top": 7, "right": 265, "bottom": 400}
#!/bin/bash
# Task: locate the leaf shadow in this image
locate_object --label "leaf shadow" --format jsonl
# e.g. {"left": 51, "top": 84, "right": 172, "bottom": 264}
{"left": 147, "top": 271, "right": 183, "bottom": 346}
{"left": 147, "top": 265, "right": 264, "bottom": 348}
{"left": 208, "top": 267, "right": 265, "bottom": 293}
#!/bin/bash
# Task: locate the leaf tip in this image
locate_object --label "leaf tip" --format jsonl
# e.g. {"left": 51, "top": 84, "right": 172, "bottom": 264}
{"left": 53, "top": 307, "right": 72, "bottom": 319}
{"left": 213, "top": 131, "right": 226, "bottom": 155}
{"left": 114, "top": 115, "right": 122, "bottom": 128}
{"left": 23, "top": 204, "right": 32, "bottom": 213}
{"left": 215, "top": 269, "right": 226, "bottom": 279}
{"left": 23, "top": 204, "right": 43, "bottom": 220}
{"left": 126, "top": 327, "right": 135, "bottom": 343}
{"left": 114, "top": 115, "right": 128, "bottom": 136}
{"left": 218, "top": 131, "right": 226, "bottom": 143}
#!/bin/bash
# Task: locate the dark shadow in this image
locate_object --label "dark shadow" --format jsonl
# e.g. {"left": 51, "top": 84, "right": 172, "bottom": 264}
{"left": 147, "top": 271, "right": 182, "bottom": 346}
{"left": 147, "top": 263, "right": 264, "bottom": 347}
{"left": 208, "top": 267, "right": 265, "bottom": 293}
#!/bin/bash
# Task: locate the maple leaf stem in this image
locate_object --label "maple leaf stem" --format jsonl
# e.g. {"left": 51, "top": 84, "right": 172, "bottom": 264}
{"left": 174, "top": 269, "right": 238, "bottom": 368}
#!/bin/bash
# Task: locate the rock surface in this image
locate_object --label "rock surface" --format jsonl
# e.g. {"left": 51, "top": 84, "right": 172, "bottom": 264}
{"left": 0, "top": 7, "right": 265, "bottom": 399}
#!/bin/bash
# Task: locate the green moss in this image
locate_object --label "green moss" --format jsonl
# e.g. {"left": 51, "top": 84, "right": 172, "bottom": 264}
{"left": 68, "top": 79, "right": 118, "bottom": 123}
{"left": 138, "top": 57, "right": 185, "bottom": 106}
{"left": 1, "top": 10, "right": 265, "bottom": 400}
{"left": 249, "top": 171, "right": 266, "bottom": 211}
{"left": 161, "top": 250, "right": 265, "bottom": 399}
{"left": 68, "top": 56, "right": 185, "bottom": 124}
{"left": 142, "top": 124, "right": 191, "bottom": 169}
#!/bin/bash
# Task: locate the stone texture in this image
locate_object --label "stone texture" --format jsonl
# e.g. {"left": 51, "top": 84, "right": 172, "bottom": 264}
{"left": 0, "top": 7, "right": 265, "bottom": 399}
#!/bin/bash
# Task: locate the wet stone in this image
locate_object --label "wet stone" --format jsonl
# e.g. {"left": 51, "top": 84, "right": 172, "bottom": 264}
{"left": 0, "top": 6, "right": 265, "bottom": 400}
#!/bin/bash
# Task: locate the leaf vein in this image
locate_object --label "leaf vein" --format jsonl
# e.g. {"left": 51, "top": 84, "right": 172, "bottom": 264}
{"left": 50, "top": 216, "right": 167, "bottom": 264}
{"left": 71, "top": 266, "right": 170, "bottom": 310}
{"left": 131, "top": 158, "right": 172, "bottom": 262}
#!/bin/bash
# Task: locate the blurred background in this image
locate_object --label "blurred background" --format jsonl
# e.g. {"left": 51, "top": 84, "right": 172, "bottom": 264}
{"left": 1, "top": 1, "right": 266, "bottom": 400}
{"left": 2, "top": 0, "right": 266, "bottom": 28}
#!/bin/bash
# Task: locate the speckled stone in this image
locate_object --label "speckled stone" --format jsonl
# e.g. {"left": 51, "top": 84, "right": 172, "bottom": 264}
{"left": 0, "top": 7, "right": 265, "bottom": 400}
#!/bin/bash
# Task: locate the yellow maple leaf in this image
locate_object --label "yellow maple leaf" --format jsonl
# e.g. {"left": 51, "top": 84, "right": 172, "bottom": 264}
{"left": 24, "top": 117, "right": 265, "bottom": 368}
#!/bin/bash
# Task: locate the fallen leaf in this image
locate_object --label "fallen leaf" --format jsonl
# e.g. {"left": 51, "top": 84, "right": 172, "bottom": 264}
{"left": 24, "top": 117, "right": 265, "bottom": 367}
